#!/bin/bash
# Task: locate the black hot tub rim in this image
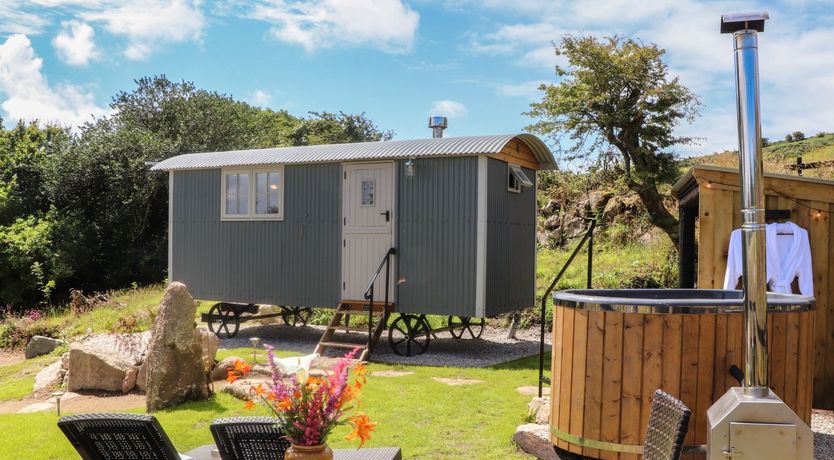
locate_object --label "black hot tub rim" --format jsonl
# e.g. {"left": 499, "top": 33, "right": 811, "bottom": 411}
{"left": 552, "top": 288, "right": 814, "bottom": 314}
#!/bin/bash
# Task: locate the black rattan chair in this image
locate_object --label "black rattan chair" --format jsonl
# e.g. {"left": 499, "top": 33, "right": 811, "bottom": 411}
{"left": 210, "top": 416, "right": 291, "bottom": 460}
{"left": 57, "top": 413, "right": 186, "bottom": 460}
{"left": 642, "top": 390, "right": 692, "bottom": 460}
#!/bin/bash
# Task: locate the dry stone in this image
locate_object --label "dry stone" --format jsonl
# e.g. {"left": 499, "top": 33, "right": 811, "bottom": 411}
{"left": 513, "top": 423, "right": 558, "bottom": 460}
{"left": 33, "top": 358, "right": 65, "bottom": 393}
{"left": 199, "top": 328, "right": 219, "bottom": 374}
{"left": 25, "top": 335, "right": 64, "bottom": 359}
{"left": 122, "top": 366, "right": 139, "bottom": 393}
{"left": 144, "top": 283, "right": 209, "bottom": 412}
{"left": 257, "top": 305, "right": 281, "bottom": 324}
{"left": 66, "top": 333, "right": 149, "bottom": 393}
{"left": 211, "top": 356, "right": 244, "bottom": 381}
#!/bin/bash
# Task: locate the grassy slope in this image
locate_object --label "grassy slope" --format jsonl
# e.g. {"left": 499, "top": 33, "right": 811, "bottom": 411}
{"left": 0, "top": 354, "right": 58, "bottom": 400}
{"left": 0, "top": 348, "right": 549, "bottom": 460}
{"left": 684, "top": 133, "right": 834, "bottom": 180}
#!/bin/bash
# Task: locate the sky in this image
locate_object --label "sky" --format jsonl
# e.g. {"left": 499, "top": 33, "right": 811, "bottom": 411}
{"left": 0, "top": 0, "right": 833, "bottom": 158}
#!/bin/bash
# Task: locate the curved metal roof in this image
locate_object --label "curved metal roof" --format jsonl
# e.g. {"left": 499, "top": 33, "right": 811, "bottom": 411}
{"left": 150, "top": 134, "right": 556, "bottom": 171}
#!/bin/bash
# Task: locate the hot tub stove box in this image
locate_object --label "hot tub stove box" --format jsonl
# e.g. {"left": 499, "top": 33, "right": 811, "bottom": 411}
{"left": 707, "top": 388, "right": 812, "bottom": 459}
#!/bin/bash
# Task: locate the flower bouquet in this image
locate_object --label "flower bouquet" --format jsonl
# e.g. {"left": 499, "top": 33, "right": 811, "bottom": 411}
{"left": 227, "top": 347, "right": 375, "bottom": 459}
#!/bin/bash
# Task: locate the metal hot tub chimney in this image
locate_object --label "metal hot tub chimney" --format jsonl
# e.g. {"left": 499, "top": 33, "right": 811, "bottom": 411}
{"left": 707, "top": 12, "right": 813, "bottom": 459}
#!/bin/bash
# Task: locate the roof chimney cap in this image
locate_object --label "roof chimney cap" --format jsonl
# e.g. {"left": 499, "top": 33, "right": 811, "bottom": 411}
{"left": 428, "top": 116, "right": 448, "bottom": 129}
{"left": 721, "top": 11, "right": 768, "bottom": 33}
{"left": 428, "top": 116, "right": 448, "bottom": 138}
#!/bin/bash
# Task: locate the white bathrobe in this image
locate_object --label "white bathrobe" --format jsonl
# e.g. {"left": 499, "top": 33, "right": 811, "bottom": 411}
{"left": 723, "top": 221, "right": 814, "bottom": 296}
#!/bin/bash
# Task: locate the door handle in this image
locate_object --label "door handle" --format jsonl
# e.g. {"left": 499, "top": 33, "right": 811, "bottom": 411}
{"left": 380, "top": 210, "right": 390, "bottom": 222}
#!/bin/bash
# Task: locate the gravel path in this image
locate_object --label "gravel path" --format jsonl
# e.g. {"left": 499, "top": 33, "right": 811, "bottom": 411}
{"left": 813, "top": 409, "right": 834, "bottom": 459}
{"left": 218, "top": 322, "right": 551, "bottom": 367}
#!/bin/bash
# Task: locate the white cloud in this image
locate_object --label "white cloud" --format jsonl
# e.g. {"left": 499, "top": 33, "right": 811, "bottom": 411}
{"left": 0, "top": 34, "right": 107, "bottom": 128}
{"left": 462, "top": 0, "right": 834, "bottom": 155}
{"left": 82, "top": 0, "right": 205, "bottom": 60}
{"left": 429, "top": 99, "right": 468, "bottom": 118}
{"left": 0, "top": 1, "right": 206, "bottom": 60}
{"left": 493, "top": 80, "right": 545, "bottom": 99}
{"left": 52, "top": 20, "right": 99, "bottom": 65}
{"left": 248, "top": 89, "right": 272, "bottom": 107}
{"left": 245, "top": 0, "right": 419, "bottom": 53}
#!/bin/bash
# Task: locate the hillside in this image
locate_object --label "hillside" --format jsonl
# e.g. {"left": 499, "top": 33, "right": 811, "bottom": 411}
{"left": 682, "top": 132, "right": 834, "bottom": 179}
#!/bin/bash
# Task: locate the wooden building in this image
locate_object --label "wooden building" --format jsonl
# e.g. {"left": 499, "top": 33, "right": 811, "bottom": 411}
{"left": 672, "top": 164, "right": 834, "bottom": 409}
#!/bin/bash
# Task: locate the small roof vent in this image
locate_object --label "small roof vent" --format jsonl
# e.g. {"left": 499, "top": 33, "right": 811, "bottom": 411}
{"left": 428, "top": 116, "right": 448, "bottom": 138}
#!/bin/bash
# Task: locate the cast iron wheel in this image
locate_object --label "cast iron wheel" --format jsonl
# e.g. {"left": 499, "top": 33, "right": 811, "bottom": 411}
{"left": 207, "top": 303, "right": 240, "bottom": 338}
{"left": 388, "top": 314, "right": 431, "bottom": 356}
{"left": 447, "top": 316, "right": 485, "bottom": 339}
{"left": 281, "top": 307, "right": 312, "bottom": 327}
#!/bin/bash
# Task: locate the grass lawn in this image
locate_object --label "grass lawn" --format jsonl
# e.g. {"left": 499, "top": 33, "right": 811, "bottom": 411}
{"left": 0, "top": 354, "right": 60, "bottom": 400}
{"left": 0, "top": 347, "right": 551, "bottom": 459}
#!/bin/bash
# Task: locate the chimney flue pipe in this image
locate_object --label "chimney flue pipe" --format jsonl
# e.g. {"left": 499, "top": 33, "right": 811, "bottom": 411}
{"left": 723, "top": 12, "right": 769, "bottom": 397}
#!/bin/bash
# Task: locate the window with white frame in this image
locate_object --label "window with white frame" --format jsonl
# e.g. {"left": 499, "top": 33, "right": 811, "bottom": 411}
{"left": 222, "top": 166, "right": 284, "bottom": 220}
{"left": 507, "top": 163, "right": 533, "bottom": 193}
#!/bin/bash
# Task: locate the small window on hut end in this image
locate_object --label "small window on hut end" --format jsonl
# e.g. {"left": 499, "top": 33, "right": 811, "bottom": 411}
{"left": 221, "top": 166, "right": 284, "bottom": 221}
{"left": 507, "top": 163, "right": 533, "bottom": 193}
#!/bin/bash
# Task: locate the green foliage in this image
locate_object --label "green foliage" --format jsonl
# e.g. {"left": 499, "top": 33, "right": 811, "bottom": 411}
{"left": 527, "top": 34, "right": 700, "bottom": 245}
{"left": 289, "top": 111, "right": 394, "bottom": 146}
{"left": 792, "top": 131, "right": 806, "bottom": 141}
{"left": 0, "top": 75, "right": 392, "bottom": 308}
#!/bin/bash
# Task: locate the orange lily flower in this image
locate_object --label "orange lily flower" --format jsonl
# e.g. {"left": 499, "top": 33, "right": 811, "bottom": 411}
{"left": 278, "top": 398, "right": 293, "bottom": 411}
{"left": 226, "top": 370, "right": 239, "bottom": 384}
{"left": 233, "top": 359, "right": 251, "bottom": 376}
{"left": 345, "top": 412, "right": 377, "bottom": 448}
{"left": 244, "top": 399, "right": 255, "bottom": 410}
{"left": 251, "top": 383, "right": 268, "bottom": 397}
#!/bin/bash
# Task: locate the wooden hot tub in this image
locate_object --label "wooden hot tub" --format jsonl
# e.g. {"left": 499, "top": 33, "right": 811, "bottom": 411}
{"left": 549, "top": 289, "right": 814, "bottom": 460}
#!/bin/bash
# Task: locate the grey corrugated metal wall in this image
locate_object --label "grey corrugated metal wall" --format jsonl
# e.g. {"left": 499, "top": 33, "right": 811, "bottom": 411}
{"left": 485, "top": 158, "right": 537, "bottom": 315}
{"left": 171, "top": 165, "right": 342, "bottom": 307}
{"left": 395, "top": 157, "right": 478, "bottom": 316}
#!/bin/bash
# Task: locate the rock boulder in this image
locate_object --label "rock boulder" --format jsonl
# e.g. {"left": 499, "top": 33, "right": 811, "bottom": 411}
{"left": 66, "top": 333, "right": 149, "bottom": 393}
{"left": 25, "top": 336, "right": 64, "bottom": 359}
{"left": 199, "top": 329, "right": 219, "bottom": 374}
{"left": 257, "top": 305, "right": 281, "bottom": 324}
{"left": 513, "top": 424, "right": 558, "bottom": 460}
{"left": 144, "top": 283, "right": 209, "bottom": 412}
{"left": 33, "top": 358, "right": 66, "bottom": 393}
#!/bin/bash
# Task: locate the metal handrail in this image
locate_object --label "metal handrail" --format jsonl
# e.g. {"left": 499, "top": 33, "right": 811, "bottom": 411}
{"left": 539, "top": 218, "right": 595, "bottom": 397}
{"left": 363, "top": 247, "right": 396, "bottom": 359}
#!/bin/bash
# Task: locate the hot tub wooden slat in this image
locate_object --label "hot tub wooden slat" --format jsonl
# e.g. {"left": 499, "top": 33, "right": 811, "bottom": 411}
{"left": 550, "top": 305, "right": 564, "bottom": 447}
{"left": 695, "top": 315, "right": 716, "bottom": 443}
{"left": 679, "top": 315, "right": 700, "bottom": 446}
{"left": 557, "top": 307, "right": 575, "bottom": 451}
{"left": 620, "top": 314, "right": 644, "bottom": 460}
{"left": 784, "top": 313, "right": 800, "bottom": 411}
{"left": 551, "top": 307, "right": 815, "bottom": 459}
{"left": 600, "top": 312, "right": 623, "bottom": 460}
{"left": 568, "top": 310, "right": 588, "bottom": 455}
{"left": 583, "top": 311, "right": 605, "bottom": 458}
{"left": 712, "top": 314, "right": 729, "bottom": 402}
{"left": 771, "top": 314, "right": 787, "bottom": 399}
{"left": 661, "top": 316, "right": 682, "bottom": 396}
{"left": 640, "top": 315, "right": 663, "bottom": 438}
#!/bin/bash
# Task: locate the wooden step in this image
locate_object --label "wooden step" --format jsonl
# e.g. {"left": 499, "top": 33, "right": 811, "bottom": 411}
{"left": 318, "top": 341, "right": 367, "bottom": 349}
{"left": 327, "top": 325, "right": 374, "bottom": 333}
{"left": 337, "top": 300, "right": 394, "bottom": 314}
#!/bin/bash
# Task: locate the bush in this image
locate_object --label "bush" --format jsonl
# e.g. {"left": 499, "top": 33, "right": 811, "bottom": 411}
{"left": 792, "top": 131, "right": 806, "bottom": 141}
{"left": 0, "top": 311, "right": 60, "bottom": 349}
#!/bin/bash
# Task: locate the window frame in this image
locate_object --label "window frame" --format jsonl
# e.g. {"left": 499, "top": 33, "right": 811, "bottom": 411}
{"left": 507, "top": 163, "right": 532, "bottom": 193}
{"left": 221, "top": 165, "right": 284, "bottom": 221}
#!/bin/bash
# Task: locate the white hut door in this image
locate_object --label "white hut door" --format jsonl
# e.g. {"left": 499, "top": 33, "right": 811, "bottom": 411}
{"left": 342, "top": 162, "right": 394, "bottom": 302}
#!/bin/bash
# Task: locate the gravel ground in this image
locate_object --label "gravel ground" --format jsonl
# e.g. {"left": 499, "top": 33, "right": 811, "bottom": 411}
{"left": 813, "top": 409, "right": 834, "bottom": 459}
{"left": 218, "top": 322, "right": 551, "bottom": 367}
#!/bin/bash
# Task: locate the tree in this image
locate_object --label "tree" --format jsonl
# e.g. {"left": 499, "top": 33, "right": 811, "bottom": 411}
{"left": 526, "top": 35, "right": 700, "bottom": 246}
{"left": 761, "top": 137, "right": 770, "bottom": 148}
{"left": 289, "top": 111, "right": 394, "bottom": 146}
{"left": 785, "top": 134, "right": 794, "bottom": 142}
{"left": 792, "top": 131, "right": 805, "bottom": 141}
